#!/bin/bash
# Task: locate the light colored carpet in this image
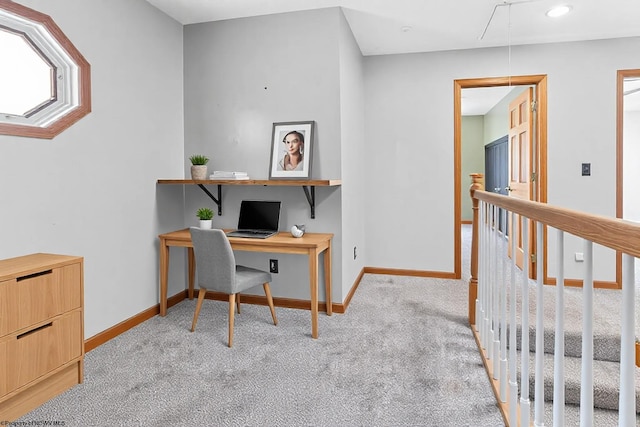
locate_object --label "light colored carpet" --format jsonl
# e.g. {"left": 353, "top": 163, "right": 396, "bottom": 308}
{"left": 16, "top": 225, "right": 637, "bottom": 426}
{"left": 17, "top": 274, "right": 505, "bottom": 427}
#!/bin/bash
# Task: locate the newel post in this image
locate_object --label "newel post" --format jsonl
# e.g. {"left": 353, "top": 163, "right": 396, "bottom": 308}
{"left": 469, "top": 173, "right": 484, "bottom": 326}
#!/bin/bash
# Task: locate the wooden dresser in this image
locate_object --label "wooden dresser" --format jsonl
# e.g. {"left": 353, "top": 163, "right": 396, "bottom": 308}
{"left": 0, "top": 253, "right": 84, "bottom": 421}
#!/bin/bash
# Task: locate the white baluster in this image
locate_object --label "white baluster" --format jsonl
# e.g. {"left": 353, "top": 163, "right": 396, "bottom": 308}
{"left": 618, "top": 254, "right": 636, "bottom": 425}
{"left": 520, "top": 216, "right": 531, "bottom": 427}
{"left": 580, "top": 241, "right": 594, "bottom": 427}
{"left": 534, "top": 221, "right": 545, "bottom": 426}
{"left": 480, "top": 202, "right": 487, "bottom": 348}
{"left": 483, "top": 202, "right": 490, "bottom": 351}
{"left": 492, "top": 204, "right": 500, "bottom": 368}
{"left": 475, "top": 202, "right": 483, "bottom": 331}
{"left": 553, "top": 230, "right": 566, "bottom": 427}
{"left": 487, "top": 204, "right": 494, "bottom": 361}
{"left": 508, "top": 211, "right": 519, "bottom": 427}
{"left": 499, "top": 207, "right": 508, "bottom": 402}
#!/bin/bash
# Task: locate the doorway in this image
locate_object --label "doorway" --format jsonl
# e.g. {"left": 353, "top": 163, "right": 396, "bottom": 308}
{"left": 454, "top": 75, "right": 548, "bottom": 280}
{"left": 616, "top": 69, "right": 640, "bottom": 288}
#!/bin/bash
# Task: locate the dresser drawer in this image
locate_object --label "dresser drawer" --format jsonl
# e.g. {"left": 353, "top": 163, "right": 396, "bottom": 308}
{"left": 0, "top": 263, "right": 81, "bottom": 336}
{"left": 0, "top": 310, "right": 82, "bottom": 398}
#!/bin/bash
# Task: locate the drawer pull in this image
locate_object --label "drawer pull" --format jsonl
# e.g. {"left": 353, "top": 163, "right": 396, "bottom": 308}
{"left": 17, "top": 322, "right": 53, "bottom": 339}
{"left": 17, "top": 269, "right": 53, "bottom": 281}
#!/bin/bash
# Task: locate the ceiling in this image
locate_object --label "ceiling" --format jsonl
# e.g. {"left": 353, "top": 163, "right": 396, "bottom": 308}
{"left": 144, "top": 0, "right": 640, "bottom": 114}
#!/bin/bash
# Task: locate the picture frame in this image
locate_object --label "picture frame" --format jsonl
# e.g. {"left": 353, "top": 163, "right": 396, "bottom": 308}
{"left": 269, "top": 120, "right": 314, "bottom": 180}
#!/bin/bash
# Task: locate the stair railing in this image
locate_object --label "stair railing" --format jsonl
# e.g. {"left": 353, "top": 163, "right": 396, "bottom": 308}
{"left": 469, "top": 173, "right": 638, "bottom": 427}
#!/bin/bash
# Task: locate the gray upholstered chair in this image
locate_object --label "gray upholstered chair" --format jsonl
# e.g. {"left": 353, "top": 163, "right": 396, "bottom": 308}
{"left": 189, "top": 227, "right": 278, "bottom": 347}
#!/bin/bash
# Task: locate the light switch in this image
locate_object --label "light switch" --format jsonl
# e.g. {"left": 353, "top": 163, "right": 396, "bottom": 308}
{"left": 581, "top": 163, "right": 591, "bottom": 176}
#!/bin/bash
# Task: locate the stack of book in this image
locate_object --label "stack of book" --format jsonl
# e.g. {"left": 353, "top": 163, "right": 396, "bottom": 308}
{"left": 209, "top": 171, "right": 250, "bottom": 180}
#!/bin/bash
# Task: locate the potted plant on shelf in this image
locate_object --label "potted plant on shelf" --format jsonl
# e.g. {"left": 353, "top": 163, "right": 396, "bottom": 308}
{"left": 189, "top": 154, "right": 209, "bottom": 180}
{"left": 196, "top": 207, "right": 215, "bottom": 229}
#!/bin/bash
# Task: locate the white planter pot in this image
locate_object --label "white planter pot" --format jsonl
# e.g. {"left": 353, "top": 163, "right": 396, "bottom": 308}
{"left": 191, "top": 165, "right": 208, "bottom": 180}
{"left": 199, "top": 219, "right": 213, "bottom": 229}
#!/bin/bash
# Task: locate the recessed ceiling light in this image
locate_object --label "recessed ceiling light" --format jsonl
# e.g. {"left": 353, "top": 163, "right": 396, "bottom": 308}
{"left": 401, "top": 26, "right": 412, "bottom": 33}
{"left": 546, "top": 5, "right": 572, "bottom": 18}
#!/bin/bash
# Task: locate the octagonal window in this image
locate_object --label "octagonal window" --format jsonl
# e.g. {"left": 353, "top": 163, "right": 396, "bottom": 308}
{"left": 0, "top": 1, "right": 91, "bottom": 139}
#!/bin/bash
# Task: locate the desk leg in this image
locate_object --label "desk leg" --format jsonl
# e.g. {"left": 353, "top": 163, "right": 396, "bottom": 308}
{"left": 159, "top": 239, "right": 169, "bottom": 317}
{"left": 309, "top": 248, "right": 319, "bottom": 339}
{"left": 324, "top": 241, "right": 332, "bottom": 316}
{"left": 188, "top": 247, "right": 195, "bottom": 300}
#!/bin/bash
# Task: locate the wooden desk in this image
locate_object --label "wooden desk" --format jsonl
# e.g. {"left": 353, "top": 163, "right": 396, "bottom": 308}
{"left": 158, "top": 228, "right": 333, "bottom": 338}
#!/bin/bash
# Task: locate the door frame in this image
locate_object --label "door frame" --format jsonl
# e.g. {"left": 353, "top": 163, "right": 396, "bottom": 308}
{"left": 454, "top": 75, "right": 547, "bottom": 280}
{"left": 616, "top": 69, "right": 640, "bottom": 289}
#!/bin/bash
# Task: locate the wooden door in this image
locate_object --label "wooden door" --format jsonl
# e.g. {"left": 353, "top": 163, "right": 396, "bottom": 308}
{"left": 507, "top": 87, "right": 535, "bottom": 275}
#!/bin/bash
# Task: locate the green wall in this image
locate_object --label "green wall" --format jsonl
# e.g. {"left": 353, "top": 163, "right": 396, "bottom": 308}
{"left": 461, "top": 116, "right": 484, "bottom": 221}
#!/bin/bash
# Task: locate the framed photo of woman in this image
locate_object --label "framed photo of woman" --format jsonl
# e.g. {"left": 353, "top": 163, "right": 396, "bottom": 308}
{"left": 269, "top": 120, "right": 314, "bottom": 179}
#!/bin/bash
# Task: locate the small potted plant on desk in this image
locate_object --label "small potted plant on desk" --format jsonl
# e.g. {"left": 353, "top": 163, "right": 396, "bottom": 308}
{"left": 189, "top": 154, "right": 209, "bottom": 180}
{"left": 196, "top": 207, "right": 215, "bottom": 229}
{"left": 196, "top": 208, "right": 214, "bottom": 228}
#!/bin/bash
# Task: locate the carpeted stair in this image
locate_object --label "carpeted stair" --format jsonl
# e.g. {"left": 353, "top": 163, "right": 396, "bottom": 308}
{"left": 491, "top": 324, "right": 639, "bottom": 415}
{"left": 464, "top": 225, "right": 639, "bottom": 421}
{"left": 508, "top": 295, "right": 640, "bottom": 414}
{"left": 520, "top": 349, "right": 640, "bottom": 412}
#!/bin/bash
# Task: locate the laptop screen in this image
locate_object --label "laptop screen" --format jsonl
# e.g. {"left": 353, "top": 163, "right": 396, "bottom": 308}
{"left": 237, "top": 200, "right": 281, "bottom": 231}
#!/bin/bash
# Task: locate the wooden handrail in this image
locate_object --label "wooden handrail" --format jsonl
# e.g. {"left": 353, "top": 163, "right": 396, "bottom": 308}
{"left": 471, "top": 188, "right": 640, "bottom": 258}
{"left": 468, "top": 174, "right": 640, "bottom": 424}
{"left": 468, "top": 172, "right": 640, "bottom": 326}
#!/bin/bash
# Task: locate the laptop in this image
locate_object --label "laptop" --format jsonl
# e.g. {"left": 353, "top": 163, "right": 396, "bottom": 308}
{"left": 226, "top": 200, "right": 281, "bottom": 239}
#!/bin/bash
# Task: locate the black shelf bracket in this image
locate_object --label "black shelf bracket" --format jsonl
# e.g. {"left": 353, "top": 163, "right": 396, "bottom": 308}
{"left": 197, "top": 184, "right": 223, "bottom": 216}
{"left": 193, "top": 183, "right": 320, "bottom": 219}
{"left": 302, "top": 186, "right": 316, "bottom": 219}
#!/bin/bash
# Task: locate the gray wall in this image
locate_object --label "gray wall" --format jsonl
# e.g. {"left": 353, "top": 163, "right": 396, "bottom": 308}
{"left": 337, "top": 10, "right": 366, "bottom": 298}
{"left": 3, "top": 1, "right": 639, "bottom": 339}
{"left": 182, "top": 8, "right": 349, "bottom": 303}
{"left": 364, "top": 38, "right": 640, "bottom": 280}
{"left": 0, "top": 0, "right": 185, "bottom": 338}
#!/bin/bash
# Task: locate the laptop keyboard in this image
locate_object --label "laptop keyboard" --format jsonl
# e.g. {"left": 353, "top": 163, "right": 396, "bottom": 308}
{"left": 227, "top": 230, "right": 275, "bottom": 238}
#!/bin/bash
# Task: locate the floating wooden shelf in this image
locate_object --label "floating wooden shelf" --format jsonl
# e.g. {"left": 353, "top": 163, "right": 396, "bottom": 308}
{"left": 157, "top": 179, "right": 342, "bottom": 218}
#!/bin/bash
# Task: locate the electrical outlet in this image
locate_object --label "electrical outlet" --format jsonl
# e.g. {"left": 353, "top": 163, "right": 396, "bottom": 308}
{"left": 354, "top": 246, "right": 357, "bottom": 260}
{"left": 575, "top": 252, "right": 584, "bottom": 262}
{"left": 269, "top": 259, "right": 278, "bottom": 273}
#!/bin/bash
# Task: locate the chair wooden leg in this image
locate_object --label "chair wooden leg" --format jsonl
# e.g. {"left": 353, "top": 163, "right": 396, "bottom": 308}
{"left": 228, "top": 294, "right": 236, "bottom": 347}
{"left": 191, "top": 288, "right": 207, "bottom": 332}
{"left": 236, "top": 293, "right": 241, "bottom": 314}
{"left": 263, "top": 283, "right": 278, "bottom": 326}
